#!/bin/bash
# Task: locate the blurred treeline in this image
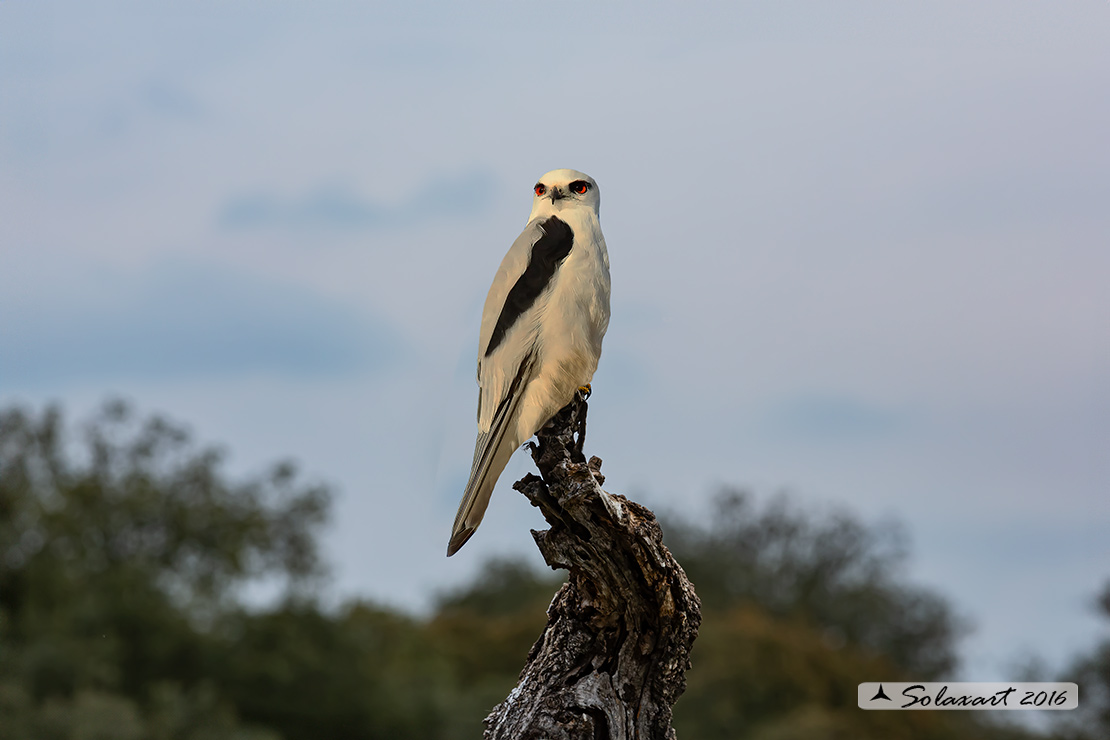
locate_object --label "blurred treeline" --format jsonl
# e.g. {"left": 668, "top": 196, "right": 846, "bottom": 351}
{"left": 1, "top": 401, "right": 1106, "bottom": 740}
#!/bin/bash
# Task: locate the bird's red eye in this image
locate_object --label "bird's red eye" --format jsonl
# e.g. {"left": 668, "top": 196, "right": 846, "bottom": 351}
{"left": 569, "top": 180, "right": 589, "bottom": 195}
{"left": 534, "top": 184, "right": 546, "bottom": 196}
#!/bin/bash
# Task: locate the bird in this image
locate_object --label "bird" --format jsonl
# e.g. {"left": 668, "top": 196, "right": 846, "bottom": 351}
{"left": 447, "top": 169, "right": 611, "bottom": 557}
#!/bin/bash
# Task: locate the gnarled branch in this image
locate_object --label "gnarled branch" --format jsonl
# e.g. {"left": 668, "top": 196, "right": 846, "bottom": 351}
{"left": 484, "top": 398, "right": 701, "bottom": 740}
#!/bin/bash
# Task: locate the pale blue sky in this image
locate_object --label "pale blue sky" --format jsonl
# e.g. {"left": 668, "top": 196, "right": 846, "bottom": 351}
{"left": 2, "top": 1, "right": 1108, "bottom": 682}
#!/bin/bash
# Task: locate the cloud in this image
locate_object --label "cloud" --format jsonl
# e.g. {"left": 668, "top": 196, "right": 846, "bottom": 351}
{"left": 218, "top": 170, "right": 497, "bottom": 232}
{"left": 0, "top": 259, "right": 401, "bottom": 388}
{"left": 139, "top": 80, "right": 202, "bottom": 121}
{"left": 761, "top": 394, "right": 907, "bottom": 442}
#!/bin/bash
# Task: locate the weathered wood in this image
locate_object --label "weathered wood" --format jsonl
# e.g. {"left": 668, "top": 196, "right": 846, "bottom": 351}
{"left": 483, "top": 397, "right": 702, "bottom": 740}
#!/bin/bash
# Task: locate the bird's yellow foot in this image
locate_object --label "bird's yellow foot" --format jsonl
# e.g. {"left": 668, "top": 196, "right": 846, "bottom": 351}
{"left": 577, "top": 384, "right": 592, "bottom": 400}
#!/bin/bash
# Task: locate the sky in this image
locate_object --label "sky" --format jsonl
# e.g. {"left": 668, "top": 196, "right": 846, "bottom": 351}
{"left": 2, "top": 1, "right": 1108, "bottom": 683}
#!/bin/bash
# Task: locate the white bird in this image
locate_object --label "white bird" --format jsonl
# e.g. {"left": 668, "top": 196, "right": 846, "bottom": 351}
{"left": 447, "top": 169, "right": 611, "bottom": 556}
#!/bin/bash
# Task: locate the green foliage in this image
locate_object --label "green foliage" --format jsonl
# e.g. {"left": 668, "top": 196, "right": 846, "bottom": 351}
{"left": 0, "top": 680, "right": 280, "bottom": 740}
{"left": 664, "top": 489, "right": 964, "bottom": 679}
{"left": 661, "top": 491, "right": 1036, "bottom": 740}
{"left": 427, "top": 559, "right": 565, "bottom": 738}
{"left": 0, "top": 400, "right": 327, "bottom": 738}
{"left": 0, "top": 400, "right": 328, "bottom": 611}
{"left": 207, "top": 600, "right": 452, "bottom": 740}
{"left": 673, "top": 603, "right": 1042, "bottom": 740}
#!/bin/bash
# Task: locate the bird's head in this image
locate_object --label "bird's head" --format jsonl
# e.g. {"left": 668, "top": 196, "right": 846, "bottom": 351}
{"left": 529, "top": 169, "right": 600, "bottom": 219}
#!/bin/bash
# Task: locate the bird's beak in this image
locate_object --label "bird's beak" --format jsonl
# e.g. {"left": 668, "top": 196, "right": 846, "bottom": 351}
{"left": 549, "top": 188, "right": 566, "bottom": 202}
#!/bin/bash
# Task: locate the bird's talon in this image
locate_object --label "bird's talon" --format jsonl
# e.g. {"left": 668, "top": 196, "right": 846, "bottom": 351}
{"left": 577, "top": 384, "right": 592, "bottom": 400}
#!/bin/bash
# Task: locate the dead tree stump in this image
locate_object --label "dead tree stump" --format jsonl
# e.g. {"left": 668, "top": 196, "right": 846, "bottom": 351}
{"left": 483, "top": 397, "right": 702, "bottom": 740}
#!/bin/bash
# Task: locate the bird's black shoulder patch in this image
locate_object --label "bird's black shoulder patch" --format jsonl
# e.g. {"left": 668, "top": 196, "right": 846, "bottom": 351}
{"left": 485, "top": 216, "right": 574, "bottom": 357}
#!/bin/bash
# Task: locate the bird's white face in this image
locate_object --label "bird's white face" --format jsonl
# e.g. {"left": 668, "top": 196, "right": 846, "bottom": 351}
{"left": 529, "top": 168, "right": 600, "bottom": 219}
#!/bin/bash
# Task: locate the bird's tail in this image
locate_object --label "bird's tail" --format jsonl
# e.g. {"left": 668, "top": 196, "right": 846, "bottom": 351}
{"left": 447, "top": 354, "right": 535, "bottom": 556}
{"left": 447, "top": 428, "right": 520, "bottom": 556}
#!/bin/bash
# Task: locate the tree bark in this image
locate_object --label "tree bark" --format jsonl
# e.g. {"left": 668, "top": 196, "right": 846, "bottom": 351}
{"left": 483, "top": 397, "right": 702, "bottom": 740}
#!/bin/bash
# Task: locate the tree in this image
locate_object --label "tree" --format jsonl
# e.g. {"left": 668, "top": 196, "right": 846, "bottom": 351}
{"left": 1051, "top": 580, "right": 1110, "bottom": 740}
{"left": 0, "top": 399, "right": 328, "bottom": 737}
{"left": 209, "top": 600, "right": 450, "bottom": 740}
{"left": 661, "top": 490, "right": 1038, "bottom": 740}
{"left": 663, "top": 489, "right": 964, "bottom": 679}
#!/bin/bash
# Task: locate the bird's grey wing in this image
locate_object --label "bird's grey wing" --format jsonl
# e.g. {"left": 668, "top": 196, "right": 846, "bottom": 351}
{"left": 476, "top": 216, "right": 573, "bottom": 431}
{"left": 475, "top": 217, "right": 545, "bottom": 431}
{"left": 478, "top": 218, "right": 547, "bottom": 361}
